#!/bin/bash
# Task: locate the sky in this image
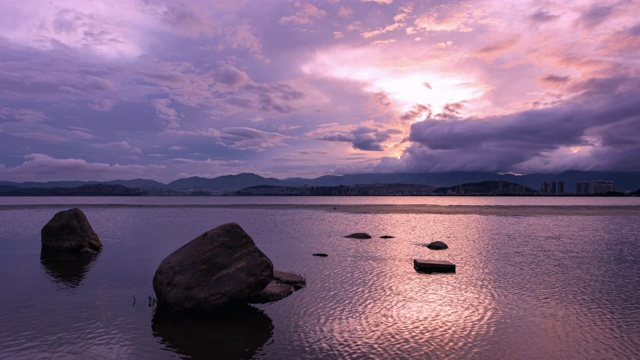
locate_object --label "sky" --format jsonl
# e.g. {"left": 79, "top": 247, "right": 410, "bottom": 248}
{"left": 0, "top": 0, "right": 639, "bottom": 183}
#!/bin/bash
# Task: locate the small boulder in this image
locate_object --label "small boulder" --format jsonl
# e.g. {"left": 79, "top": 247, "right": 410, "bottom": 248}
{"left": 345, "top": 233, "right": 372, "bottom": 239}
{"left": 274, "top": 270, "right": 306, "bottom": 290}
{"left": 248, "top": 270, "right": 306, "bottom": 304}
{"left": 152, "top": 222, "right": 273, "bottom": 312}
{"left": 426, "top": 241, "right": 449, "bottom": 250}
{"left": 380, "top": 235, "right": 395, "bottom": 239}
{"left": 41, "top": 208, "right": 102, "bottom": 253}
{"left": 312, "top": 253, "right": 329, "bottom": 257}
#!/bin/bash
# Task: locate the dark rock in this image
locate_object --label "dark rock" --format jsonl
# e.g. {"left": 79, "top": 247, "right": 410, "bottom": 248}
{"left": 312, "top": 253, "right": 329, "bottom": 257}
{"left": 41, "top": 208, "right": 102, "bottom": 253}
{"left": 414, "top": 259, "right": 456, "bottom": 273}
{"left": 426, "top": 241, "right": 449, "bottom": 250}
{"left": 345, "top": 233, "right": 372, "bottom": 239}
{"left": 248, "top": 270, "right": 306, "bottom": 303}
{"left": 152, "top": 222, "right": 274, "bottom": 312}
{"left": 380, "top": 235, "right": 395, "bottom": 239}
{"left": 248, "top": 282, "right": 294, "bottom": 303}
{"left": 274, "top": 270, "right": 306, "bottom": 290}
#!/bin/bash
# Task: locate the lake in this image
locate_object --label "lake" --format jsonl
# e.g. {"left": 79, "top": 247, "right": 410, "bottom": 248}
{"left": 1, "top": 196, "right": 639, "bottom": 359}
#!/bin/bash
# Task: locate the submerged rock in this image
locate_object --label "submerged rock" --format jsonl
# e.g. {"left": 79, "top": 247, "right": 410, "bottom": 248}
{"left": 152, "top": 222, "right": 273, "bottom": 312}
{"left": 345, "top": 233, "right": 372, "bottom": 239}
{"left": 426, "top": 241, "right": 449, "bottom": 250}
{"left": 41, "top": 208, "right": 102, "bottom": 253}
{"left": 248, "top": 270, "right": 306, "bottom": 304}
{"left": 274, "top": 270, "right": 306, "bottom": 290}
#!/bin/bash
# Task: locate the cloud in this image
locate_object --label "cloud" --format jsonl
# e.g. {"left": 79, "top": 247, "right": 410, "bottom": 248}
{"left": 279, "top": 2, "right": 327, "bottom": 25}
{"left": 160, "top": 2, "right": 220, "bottom": 37}
{"left": 0, "top": 121, "right": 95, "bottom": 142}
{"left": 312, "top": 123, "right": 402, "bottom": 151}
{"left": 362, "top": 23, "right": 404, "bottom": 39}
{"left": 539, "top": 74, "right": 571, "bottom": 86}
{"left": 339, "top": 6, "right": 354, "bottom": 18}
{"left": 152, "top": 99, "right": 182, "bottom": 129}
{"left": 360, "top": 4, "right": 411, "bottom": 38}
{"left": 0, "top": 108, "right": 48, "bottom": 123}
{"left": 413, "top": 13, "right": 473, "bottom": 33}
{"left": 578, "top": 4, "right": 614, "bottom": 29}
{"left": 91, "top": 141, "right": 141, "bottom": 154}
{"left": 377, "top": 76, "right": 640, "bottom": 173}
{"left": 0, "top": 154, "right": 164, "bottom": 182}
{"left": 530, "top": 10, "right": 559, "bottom": 23}
{"left": 89, "top": 99, "right": 115, "bottom": 112}
{"left": 362, "top": 0, "right": 394, "bottom": 4}
{"left": 475, "top": 36, "right": 520, "bottom": 59}
{"left": 208, "top": 127, "right": 289, "bottom": 150}
{"left": 1, "top": 0, "right": 639, "bottom": 182}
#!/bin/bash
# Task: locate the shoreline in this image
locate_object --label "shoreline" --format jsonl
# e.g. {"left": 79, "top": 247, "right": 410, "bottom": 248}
{"left": 1, "top": 203, "right": 640, "bottom": 216}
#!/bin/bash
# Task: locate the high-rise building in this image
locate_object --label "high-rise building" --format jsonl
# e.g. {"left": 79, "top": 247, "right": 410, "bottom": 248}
{"left": 575, "top": 180, "right": 614, "bottom": 194}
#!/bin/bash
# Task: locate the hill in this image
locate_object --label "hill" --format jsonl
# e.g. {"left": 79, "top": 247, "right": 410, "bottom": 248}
{"left": 0, "top": 184, "right": 146, "bottom": 196}
{"left": 1, "top": 171, "right": 639, "bottom": 194}
{"left": 167, "top": 173, "right": 288, "bottom": 192}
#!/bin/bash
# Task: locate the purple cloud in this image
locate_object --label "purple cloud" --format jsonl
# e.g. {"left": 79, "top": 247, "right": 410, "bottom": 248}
{"left": 378, "top": 76, "right": 640, "bottom": 173}
{"left": 0, "top": 0, "right": 639, "bottom": 181}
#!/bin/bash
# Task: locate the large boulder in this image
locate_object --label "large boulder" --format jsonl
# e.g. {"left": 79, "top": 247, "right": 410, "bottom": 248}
{"left": 41, "top": 208, "right": 102, "bottom": 253}
{"left": 153, "top": 222, "right": 274, "bottom": 312}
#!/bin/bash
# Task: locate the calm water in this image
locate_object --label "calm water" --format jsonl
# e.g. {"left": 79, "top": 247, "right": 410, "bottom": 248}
{"left": 0, "top": 197, "right": 639, "bottom": 359}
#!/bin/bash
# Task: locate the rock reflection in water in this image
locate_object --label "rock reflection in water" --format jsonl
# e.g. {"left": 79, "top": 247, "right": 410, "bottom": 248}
{"left": 40, "top": 249, "right": 99, "bottom": 288}
{"left": 152, "top": 305, "right": 273, "bottom": 360}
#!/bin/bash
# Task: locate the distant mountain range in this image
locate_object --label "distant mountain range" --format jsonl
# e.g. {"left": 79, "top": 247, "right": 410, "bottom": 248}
{"left": 1, "top": 171, "right": 639, "bottom": 194}
{"left": 0, "top": 184, "right": 146, "bottom": 196}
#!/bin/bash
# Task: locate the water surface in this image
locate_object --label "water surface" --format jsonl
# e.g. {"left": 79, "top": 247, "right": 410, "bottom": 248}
{"left": 0, "top": 197, "right": 638, "bottom": 359}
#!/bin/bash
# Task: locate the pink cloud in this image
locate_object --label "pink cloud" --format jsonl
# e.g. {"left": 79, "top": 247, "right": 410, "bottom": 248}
{"left": 279, "top": 2, "right": 327, "bottom": 25}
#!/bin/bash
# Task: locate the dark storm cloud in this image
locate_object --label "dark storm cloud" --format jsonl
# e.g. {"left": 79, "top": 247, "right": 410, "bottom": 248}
{"left": 316, "top": 126, "right": 402, "bottom": 151}
{"left": 378, "top": 76, "right": 640, "bottom": 173}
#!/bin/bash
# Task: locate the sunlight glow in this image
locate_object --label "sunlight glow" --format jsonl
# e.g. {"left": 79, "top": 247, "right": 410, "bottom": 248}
{"left": 303, "top": 47, "right": 488, "bottom": 118}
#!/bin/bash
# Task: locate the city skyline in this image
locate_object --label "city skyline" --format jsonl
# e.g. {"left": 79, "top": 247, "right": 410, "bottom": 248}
{"left": 1, "top": 0, "right": 639, "bottom": 182}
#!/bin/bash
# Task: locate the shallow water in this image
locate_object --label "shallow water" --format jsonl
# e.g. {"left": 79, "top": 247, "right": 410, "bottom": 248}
{"left": 0, "top": 197, "right": 639, "bottom": 359}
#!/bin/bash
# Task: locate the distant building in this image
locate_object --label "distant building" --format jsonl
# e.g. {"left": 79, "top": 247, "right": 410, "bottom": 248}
{"left": 575, "top": 180, "right": 615, "bottom": 194}
{"left": 541, "top": 181, "right": 564, "bottom": 194}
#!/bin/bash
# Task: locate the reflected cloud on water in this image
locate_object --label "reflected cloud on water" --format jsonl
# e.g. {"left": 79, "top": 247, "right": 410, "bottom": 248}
{"left": 152, "top": 305, "right": 273, "bottom": 360}
{"left": 40, "top": 249, "right": 99, "bottom": 288}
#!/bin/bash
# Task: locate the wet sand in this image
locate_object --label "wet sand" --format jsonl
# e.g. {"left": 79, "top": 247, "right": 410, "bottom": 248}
{"left": 2, "top": 203, "right": 640, "bottom": 216}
